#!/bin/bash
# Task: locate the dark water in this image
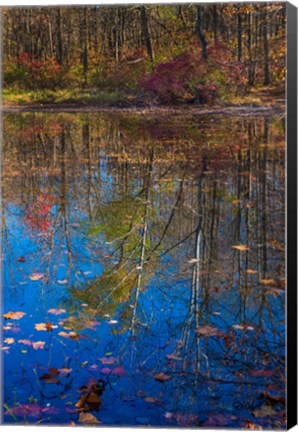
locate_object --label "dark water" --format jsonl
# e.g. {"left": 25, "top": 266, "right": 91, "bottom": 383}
{"left": 2, "top": 112, "right": 286, "bottom": 428}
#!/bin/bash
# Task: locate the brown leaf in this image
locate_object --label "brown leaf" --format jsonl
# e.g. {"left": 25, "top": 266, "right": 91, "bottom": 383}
{"left": 3, "top": 311, "right": 26, "bottom": 320}
{"left": 32, "top": 341, "right": 45, "bottom": 350}
{"left": 253, "top": 405, "right": 276, "bottom": 418}
{"left": 46, "top": 322, "right": 53, "bottom": 332}
{"left": 196, "top": 325, "right": 223, "bottom": 337}
{"left": 260, "top": 279, "right": 275, "bottom": 286}
{"left": 246, "top": 269, "right": 258, "bottom": 275}
{"left": 250, "top": 369, "right": 275, "bottom": 378}
{"left": 18, "top": 339, "right": 32, "bottom": 346}
{"left": 154, "top": 372, "right": 171, "bottom": 382}
{"left": 35, "top": 323, "right": 47, "bottom": 331}
{"left": 259, "top": 390, "right": 285, "bottom": 405}
{"left": 18, "top": 256, "right": 26, "bottom": 262}
{"left": 29, "top": 273, "right": 44, "bottom": 281}
{"left": 231, "top": 245, "right": 249, "bottom": 251}
{"left": 48, "top": 308, "right": 66, "bottom": 315}
{"left": 58, "top": 331, "right": 78, "bottom": 340}
{"left": 144, "top": 397, "right": 159, "bottom": 404}
{"left": 79, "top": 412, "right": 101, "bottom": 425}
{"left": 4, "top": 338, "right": 15, "bottom": 344}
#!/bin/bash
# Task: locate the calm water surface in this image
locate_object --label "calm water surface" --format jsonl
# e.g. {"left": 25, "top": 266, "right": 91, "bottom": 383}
{"left": 2, "top": 112, "right": 285, "bottom": 428}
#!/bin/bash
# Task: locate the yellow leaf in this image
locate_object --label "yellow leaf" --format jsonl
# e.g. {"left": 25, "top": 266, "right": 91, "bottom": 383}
{"left": 231, "top": 245, "right": 249, "bottom": 251}
{"left": 246, "top": 269, "right": 258, "bottom": 274}
{"left": 3, "top": 311, "right": 26, "bottom": 320}
{"left": 79, "top": 412, "right": 101, "bottom": 425}
{"left": 4, "top": 338, "right": 15, "bottom": 344}
{"left": 253, "top": 405, "right": 276, "bottom": 418}
{"left": 29, "top": 273, "right": 44, "bottom": 281}
{"left": 35, "top": 323, "right": 47, "bottom": 331}
{"left": 260, "top": 279, "right": 275, "bottom": 285}
{"left": 48, "top": 309, "right": 66, "bottom": 315}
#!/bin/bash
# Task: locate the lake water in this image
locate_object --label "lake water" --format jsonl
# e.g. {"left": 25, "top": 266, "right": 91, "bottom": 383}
{"left": 2, "top": 112, "right": 286, "bottom": 428}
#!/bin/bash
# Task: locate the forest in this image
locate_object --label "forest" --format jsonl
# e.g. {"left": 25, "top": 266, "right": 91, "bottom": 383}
{"left": 2, "top": 3, "right": 286, "bottom": 107}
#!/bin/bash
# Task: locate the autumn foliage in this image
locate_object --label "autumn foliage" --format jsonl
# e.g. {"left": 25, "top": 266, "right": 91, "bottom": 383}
{"left": 140, "top": 44, "right": 248, "bottom": 104}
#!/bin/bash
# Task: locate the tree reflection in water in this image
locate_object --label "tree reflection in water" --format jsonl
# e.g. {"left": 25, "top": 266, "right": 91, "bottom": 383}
{"left": 2, "top": 112, "right": 285, "bottom": 428}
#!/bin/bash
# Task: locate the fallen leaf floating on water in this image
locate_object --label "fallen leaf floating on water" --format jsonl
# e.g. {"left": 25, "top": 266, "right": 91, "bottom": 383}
{"left": 29, "top": 273, "right": 44, "bottom": 281}
{"left": 188, "top": 258, "right": 199, "bottom": 264}
{"left": 58, "top": 331, "right": 79, "bottom": 340}
{"left": 48, "top": 309, "right": 66, "bottom": 315}
{"left": 35, "top": 322, "right": 56, "bottom": 332}
{"left": 18, "top": 339, "right": 32, "bottom": 346}
{"left": 57, "top": 279, "right": 68, "bottom": 285}
{"left": 250, "top": 369, "right": 276, "bottom": 378}
{"left": 259, "top": 390, "right": 285, "bottom": 406}
{"left": 166, "top": 353, "right": 182, "bottom": 361}
{"left": 244, "top": 421, "right": 263, "bottom": 430}
{"left": 246, "top": 269, "right": 258, "bottom": 275}
{"left": 154, "top": 372, "right": 171, "bottom": 382}
{"left": 253, "top": 405, "right": 276, "bottom": 418}
{"left": 4, "top": 338, "right": 15, "bottom": 344}
{"left": 59, "top": 368, "right": 73, "bottom": 377}
{"left": 98, "top": 356, "right": 117, "bottom": 365}
{"left": 40, "top": 368, "right": 60, "bottom": 384}
{"left": 112, "top": 366, "right": 125, "bottom": 377}
{"left": 76, "top": 378, "right": 105, "bottom": 411}
{"left": 32, "top": 341, "right": 45, "bottom": 350}
{"left": 79, "top": 412, "right": 101, "bottom": 425}
{"left": 35, "top": 323, "right": 47, "bottom": 331}
{"left": 144, "top": 397, "right": 160, "bottom": 404}
{"left": 260, "top": 279, "right": 275, "bottom": 286}
{"left": 231, "top": 245, "right": 249, "bottom": 251}
{"left": 195, "top": 325, "right": 223, "bottom": 337}
{"left": 18, "top": 256, "right": 26, "bottom": 262}
{"left": 232, "top": 324, "right": 254, "bottom": 331}
{"left": 108, "top": 319, "right": 118, "bottom": 325}
{"left": 3, "top": 311, "right": 26, "bottom": 320}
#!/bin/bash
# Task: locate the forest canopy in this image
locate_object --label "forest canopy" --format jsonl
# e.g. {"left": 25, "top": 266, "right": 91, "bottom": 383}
{"left": 2, "top": 3, "right": 286, "bottom": 105}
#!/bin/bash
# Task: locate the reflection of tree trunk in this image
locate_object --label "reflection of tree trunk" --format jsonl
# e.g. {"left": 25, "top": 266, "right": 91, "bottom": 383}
{"left": 181, "top": 157, "right": 208, "bottom": 374}
{"left": 60, "top": 130, "right": 73, "bottom": 276}
{"left": 83, "top": 122, "right": 92, "bottom": 220}
{"left": 131, "top": 148, "right": 154, "bottom": 331}
{"left": 262, "top": 119, "right": 269, "bottom": 277}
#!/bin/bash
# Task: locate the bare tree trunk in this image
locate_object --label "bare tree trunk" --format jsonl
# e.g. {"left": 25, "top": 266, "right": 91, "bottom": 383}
{"left": 196, "top": 5, "right": 207, "bottom": 60}
{"left": 56, "top": 8, "right": 63, "bottom": 65}
{"left": 237, "top": 8, "right": 242, "bottom": 62}
{"left": 140, "top": 6, "right": 154, "bottom": 62}
{"left": 263, "top": 7, "right": 270, "bottom": 85}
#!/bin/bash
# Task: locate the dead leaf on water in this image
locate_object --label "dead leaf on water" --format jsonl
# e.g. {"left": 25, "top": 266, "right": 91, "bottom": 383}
{"left": 253, "top": 405, "right": 276, "bottom": 418}
{"left": 4, "top": 338, "right": 15, "bottom": 344}
{"left": 260, "top": 279, "right": 275, "bottom": 286}
{"left": 154, "top": 372, "right": 171, "bottom": 382}
{"left": 246, "top": 269, "right": 258, "bottom": 275}
{"left": 32, "top": 341, "right": 45, "bottom": 350}
{"left": 48, "top": 309, "right": 66, "bottom": 315}
{"left": 231, "top": 245, "right": 249, "bottom": 251}
{"left": 18, "top": 339, "right": 32, "bottom": 346}
{"left": 196, "top": 325, "right": 222, "bottom": 337}
{"left": 58, "top": 331, "right": 78, "bottom": 340}
{"left": 29, "top": 273, "right": 44, "bottom": 281}
{"left": 79, "top": 412, "right": 101, "bottom": 425}
{"left": 3, "top": 311, "right": 26, "bottom": 320}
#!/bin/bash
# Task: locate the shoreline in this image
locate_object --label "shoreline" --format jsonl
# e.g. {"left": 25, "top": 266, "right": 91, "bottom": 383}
{"left": 0, "top": 103, "right": 285, "bottom": 116}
